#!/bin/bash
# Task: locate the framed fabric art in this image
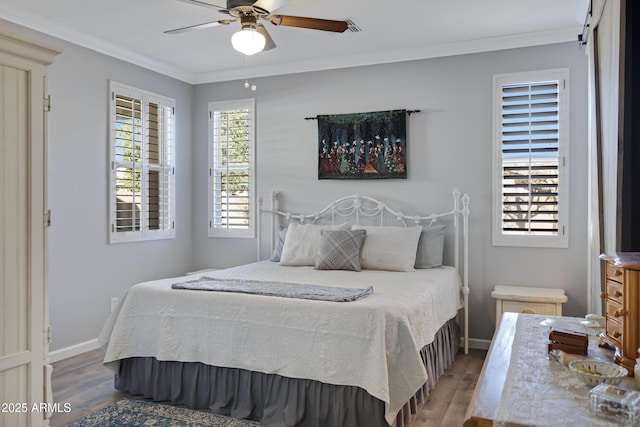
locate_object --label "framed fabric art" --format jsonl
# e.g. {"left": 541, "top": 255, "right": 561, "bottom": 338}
{"left": 317, "top": 109, "right": 407, "bottom": 180}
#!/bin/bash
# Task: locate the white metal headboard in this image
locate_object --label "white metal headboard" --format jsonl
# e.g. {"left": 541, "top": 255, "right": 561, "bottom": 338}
{"left": 256, "top": 188, "right": 471, "bottom": 354}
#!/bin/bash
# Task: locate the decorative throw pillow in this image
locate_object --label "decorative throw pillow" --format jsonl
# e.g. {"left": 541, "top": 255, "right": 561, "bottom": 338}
{"left": 279, "top": 223, "right": 350, "bottom": 266}
{"left": 270, "top": 226, "right": 288, "bottom": 262}
{"left": 415, "top": 223, "right": 446, "bottom": 269}
{"left": 315, "top": 229, "right": 367, "bottom": 271}
{"left": 352, "top": 225, "right": 422, "bottom": 272}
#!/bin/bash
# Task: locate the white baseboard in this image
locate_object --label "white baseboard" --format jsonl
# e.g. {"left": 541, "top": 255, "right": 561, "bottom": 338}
{"left": 461, "top": 337, "right": 492, "bottom": 351}
{"left": 48, "top": 339, "right": 99, "bottom": 363}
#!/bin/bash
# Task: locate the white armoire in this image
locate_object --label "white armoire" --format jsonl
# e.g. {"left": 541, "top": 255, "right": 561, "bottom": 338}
{"left": 0, "top": 31, "right": 60, "bottom": 426}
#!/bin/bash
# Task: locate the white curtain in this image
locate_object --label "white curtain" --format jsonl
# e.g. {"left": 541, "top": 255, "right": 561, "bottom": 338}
{"left": 587, "top": 20, "right": 601, "bottom": 315}
{"left": 586, "top": 0, "right": 622, "bottom": 314}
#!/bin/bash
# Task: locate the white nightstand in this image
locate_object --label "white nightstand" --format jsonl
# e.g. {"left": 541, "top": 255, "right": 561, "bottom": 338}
{"left": 491, "top": 285, "right": 568, "bottom": 324}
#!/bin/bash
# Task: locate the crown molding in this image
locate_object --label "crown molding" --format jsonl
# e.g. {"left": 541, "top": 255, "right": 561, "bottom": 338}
{"left": 193, "top": 26, "right": 582, "bottom": 84}
{"left": 0, "top": 2, "right": 581, "bottom": 86}
{"left": 0, "top": 3, "right": 197, "bottom": 83}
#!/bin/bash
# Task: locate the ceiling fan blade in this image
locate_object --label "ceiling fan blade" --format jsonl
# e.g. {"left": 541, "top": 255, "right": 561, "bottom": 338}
{"left": 164, "top": 20, "right": 223, "bottom": 34}
{"left": 175, "top": 0, "right": 226, "bottom": 11}
{"left": 256, "top": 24, "right": 276, "bottom": 50}
{"left": 269, "top": 15, "right": 348, "bottom": 33}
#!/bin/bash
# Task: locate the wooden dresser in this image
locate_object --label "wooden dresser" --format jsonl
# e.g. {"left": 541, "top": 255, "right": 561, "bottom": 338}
{"left": 600, "top": 252, "right": 640, "bottom": 375}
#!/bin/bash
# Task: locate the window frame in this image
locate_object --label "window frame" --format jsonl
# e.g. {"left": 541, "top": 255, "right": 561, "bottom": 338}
{"left": 491, "top": 68, "right": 570, "bottom": 248}
{"left": 208, "top": 98, "right": 256, "bottom": 239}
{"left": 108, "top": 81, "right": 176, "bottom": 244}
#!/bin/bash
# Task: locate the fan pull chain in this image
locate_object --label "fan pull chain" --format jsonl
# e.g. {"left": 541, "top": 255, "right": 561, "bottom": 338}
{"left": 243, "top": 56, "right": 257, "bottom": 91}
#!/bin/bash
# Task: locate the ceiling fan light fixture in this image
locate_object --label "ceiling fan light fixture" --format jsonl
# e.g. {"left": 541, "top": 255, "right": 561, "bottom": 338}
{"left": 231, "top": 28, "right": 266, "bottom": 56}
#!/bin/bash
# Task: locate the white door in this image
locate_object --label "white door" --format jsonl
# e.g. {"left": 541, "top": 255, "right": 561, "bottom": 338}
{"left": 0, "top": 49, "right": 48, "bottom": 427}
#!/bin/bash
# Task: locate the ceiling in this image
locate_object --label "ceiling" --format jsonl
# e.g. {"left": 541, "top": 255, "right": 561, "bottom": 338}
{"left": 0, "top": 0, "right": 590, "bottom": 84}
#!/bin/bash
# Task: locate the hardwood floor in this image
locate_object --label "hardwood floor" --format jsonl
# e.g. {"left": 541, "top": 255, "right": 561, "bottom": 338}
{"left": 50, "top": 348, "right": 486, "bottom": 427}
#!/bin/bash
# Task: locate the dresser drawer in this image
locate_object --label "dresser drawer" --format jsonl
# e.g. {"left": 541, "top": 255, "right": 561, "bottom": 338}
{"left": 606, "top": 318, "right": 624, "bottom": 347}
{"left": 605, "top": 298, "right": 626, "bottom": 320}
{"left": 606, "top": 280, "right": 625, "bottom": 303}
{"left": 606, "top": 263, "right": 624, "bottom": 283}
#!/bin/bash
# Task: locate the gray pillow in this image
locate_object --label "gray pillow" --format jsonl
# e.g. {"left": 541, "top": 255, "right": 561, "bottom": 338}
{"left": 270, "top": 226, "right": 288, "bottom": 262}
{"left": 315, "top": 229, "right": 367, "bottom": 271}
{"left": 415, "top": 223, "right": 446, "bottom": 268}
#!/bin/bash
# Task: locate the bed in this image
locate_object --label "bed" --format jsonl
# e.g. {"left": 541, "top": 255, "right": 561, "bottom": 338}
{"left": 98, "top": 189, "right": 470, "bottom": 427}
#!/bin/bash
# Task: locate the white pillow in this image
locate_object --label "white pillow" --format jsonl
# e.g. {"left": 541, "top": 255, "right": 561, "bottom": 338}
{"left": 279, "top": 223, "right": 349, "bottom": 266}
{"left": 352, "top": 225, "right": 422, "bottom": 272}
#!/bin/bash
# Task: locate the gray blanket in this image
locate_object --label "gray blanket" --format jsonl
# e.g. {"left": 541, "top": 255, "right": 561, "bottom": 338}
{"left": 171, "top": 277, "right": 373, "bottom": 302}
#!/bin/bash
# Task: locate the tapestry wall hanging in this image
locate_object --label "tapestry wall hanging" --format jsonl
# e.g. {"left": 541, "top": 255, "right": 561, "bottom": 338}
{"left": 317, "top": 109, "right": 407, "bottom": 180}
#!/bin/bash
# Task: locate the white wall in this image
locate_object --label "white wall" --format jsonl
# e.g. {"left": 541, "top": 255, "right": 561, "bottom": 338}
{"left": 0, "top": 20, "right": 198, "bottom": 352}
{"left": 193, "top": 42, "right": 589, "bottom": 342}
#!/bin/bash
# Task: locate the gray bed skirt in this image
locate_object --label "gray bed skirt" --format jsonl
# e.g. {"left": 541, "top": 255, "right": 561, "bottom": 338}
{"left": 115, "top": 317, "right": 459, "bottom": 427}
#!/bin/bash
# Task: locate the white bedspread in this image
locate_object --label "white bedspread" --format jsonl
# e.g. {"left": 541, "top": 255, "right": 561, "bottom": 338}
{"left": 98, "top": 261, "right": 463, "bottom": 424}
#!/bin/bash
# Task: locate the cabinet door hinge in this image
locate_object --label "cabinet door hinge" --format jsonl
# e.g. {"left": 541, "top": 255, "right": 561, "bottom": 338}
{"left": 44, "top": 325, "right": 52, "bottom": 345}
{"left": 44, "top": 209, "right": 52, "bottom": 227}
{"left": 44, "top": 95, "right": 52, "bottom": 112}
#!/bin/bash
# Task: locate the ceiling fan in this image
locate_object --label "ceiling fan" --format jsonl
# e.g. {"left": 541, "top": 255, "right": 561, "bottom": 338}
{"left": 165, "top": 0, "right": 350, "bottom": 56}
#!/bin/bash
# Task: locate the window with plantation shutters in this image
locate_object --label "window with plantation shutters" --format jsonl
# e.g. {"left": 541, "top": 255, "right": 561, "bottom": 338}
{"left": 492, "top": 69, "right": 569, "bottom": 248}
{"left": 208, "top": 99, "right": 255, "bottom": 238}
{"left": 109, "top": 81, "right": 175, "bottom": 243}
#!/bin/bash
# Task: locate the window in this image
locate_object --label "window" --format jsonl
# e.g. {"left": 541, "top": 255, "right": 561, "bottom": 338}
{"left": 109, "top": 81, "right": 175, "bottom": 243}
{"left": 208, "top": 99, "right": 255, "bottom": 238}
{"left": 492, "top": 69, "right": 569, "bottom": 248}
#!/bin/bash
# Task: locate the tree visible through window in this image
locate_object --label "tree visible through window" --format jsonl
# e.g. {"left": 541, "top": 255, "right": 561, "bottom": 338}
{"left": 208, "top": 99, "right": 255, "bottom": 238}
{"left": 492, "top": 69, "right": 569, "bottom": 248}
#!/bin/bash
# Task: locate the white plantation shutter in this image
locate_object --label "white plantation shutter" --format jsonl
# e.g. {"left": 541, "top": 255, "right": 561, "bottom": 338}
{"left": 208, "top": 99, "right": 255, "bottom": 238}
{"left": 109, "top": 81, "right": 176, "bottom": 243}
{"left": 146, "top": 97, "right": 174, "bottom": 233}
{"left": 113, "top": 92, "right": 142, "bottom": 234}
{"left": 492, "top": 70, "right": 569, "bottom": 248}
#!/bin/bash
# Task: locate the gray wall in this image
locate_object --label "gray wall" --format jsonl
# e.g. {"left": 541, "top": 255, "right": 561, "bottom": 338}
{"left": 193, "top": 42, "right": 589, "bottom": 342}
{"left": 46, "top": 42, "right": 194, "bottom": 351}
{"left": 7, "top": 26, "right": 197, "bottom": 352}
{"left": 2, "top": 17, "right": 589, "bottom": 349}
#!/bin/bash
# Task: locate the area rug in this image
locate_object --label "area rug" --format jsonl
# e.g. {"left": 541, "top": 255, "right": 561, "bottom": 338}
{"left": 66, "top": 398, "right": 260, "bottom": 426}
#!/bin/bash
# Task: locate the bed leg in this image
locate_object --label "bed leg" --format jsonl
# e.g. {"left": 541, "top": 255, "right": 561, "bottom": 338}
{"left": 462, "top": 193, "right": 470, "bottom": 355}
{"left": 463, "top": 288, "right": 469, "bottom": 355}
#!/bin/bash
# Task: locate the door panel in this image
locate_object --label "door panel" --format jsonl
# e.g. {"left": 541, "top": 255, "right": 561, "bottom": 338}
{"left": 0, "top": 58, "right": 42, "bottom": 427}
{"left": 0, "top": 367, "right": 29, "bottom": 427}
{"left": 0, "top": 65, "right": 29, "bottom": 359}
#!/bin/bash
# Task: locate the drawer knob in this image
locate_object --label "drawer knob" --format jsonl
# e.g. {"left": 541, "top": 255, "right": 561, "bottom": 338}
{"left": 600, "top": 292, "right": 606, "bottom": 299}
{"left": 615, "top": 291, "right": 623, "bottom": 298}
{"left": 614, "top": 269, "right": 623, "bottom": 276}
{"left": 613, "top": 331, "right": 622, "bottom": 338}
{"left": 613, "top": 309, "right": 627, "bottom": 318}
